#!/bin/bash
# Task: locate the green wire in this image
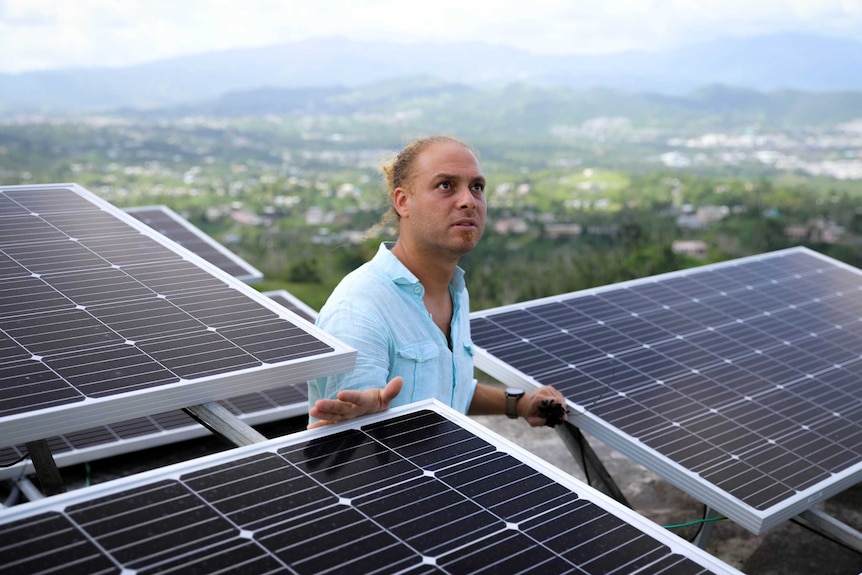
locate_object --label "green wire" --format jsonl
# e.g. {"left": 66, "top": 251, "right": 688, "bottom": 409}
{"left": 663, "top": 516, "right": 727, "bottom": 529}
{"left": 84, "top": 462, "right": 91, "bottom": 488}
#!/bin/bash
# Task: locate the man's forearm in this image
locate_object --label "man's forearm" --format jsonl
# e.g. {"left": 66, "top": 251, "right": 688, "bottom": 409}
{"left": 466, "top": 383, "right": 508, "bottom": 416}
{"left": 467, "top": 383, "right": 570, "bottom": 427}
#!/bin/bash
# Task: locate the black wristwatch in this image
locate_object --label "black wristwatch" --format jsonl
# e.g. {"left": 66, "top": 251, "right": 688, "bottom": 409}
{"left": 505, "top": 388, "right": 525, "bottom": 419}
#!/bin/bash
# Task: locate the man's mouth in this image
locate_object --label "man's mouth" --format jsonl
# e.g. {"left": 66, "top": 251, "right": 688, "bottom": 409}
{"left": 452, "top": 218, "right": 479, "bottom": 229}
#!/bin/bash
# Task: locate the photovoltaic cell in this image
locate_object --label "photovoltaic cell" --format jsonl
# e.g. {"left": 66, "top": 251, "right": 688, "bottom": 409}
{"left": 263, "top": 289, "right": 319, "bottom": 323}
{"left": 0, "top": 287, "right": 317, "bottom": 480}
{"left": 470, "top": 247, "right": 862, "bottom": 533}
{"left": 0, "top": 401, "right": 741, "bottom": 575}
{"left": 0, "top": 184, "right": 354, "bottom": 449}
{"left": 124, "top": 205, "right": 264, "bottom": 284}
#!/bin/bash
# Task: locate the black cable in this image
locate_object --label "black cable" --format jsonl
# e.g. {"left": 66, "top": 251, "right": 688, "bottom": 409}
{"left": 576, "top": 359, "right": 617, "bottom": 487}
{"left": 538, "top": 399, "right": 568, "bottom": 427}
{"left": 688, "top": 504, "right": 709, "bottom": 543}
{"left": 2, "top": 453, "right": 32, "bottom": 508}
{"left": 0, "top": 452, "right": 29, "bottom": 468}
{"left": 573, "top": 426, "right": 591, "bottom": 486}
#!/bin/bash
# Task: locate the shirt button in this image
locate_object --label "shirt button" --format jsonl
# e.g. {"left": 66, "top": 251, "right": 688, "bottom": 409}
{"left": 414, "top": 286, "right": 422, "bottom": 294}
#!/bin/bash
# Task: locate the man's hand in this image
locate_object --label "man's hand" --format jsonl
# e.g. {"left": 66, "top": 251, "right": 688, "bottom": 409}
{"left": 307, "top": 376, "right": 403, "bottom": 429}
{"left": 519, "top": 386, "right": 568, "bottom": 427}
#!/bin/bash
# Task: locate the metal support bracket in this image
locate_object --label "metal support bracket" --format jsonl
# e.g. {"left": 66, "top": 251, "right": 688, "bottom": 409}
{"left": 556, "top": 421, "right": 631, "bottom": 508}
{"left": 183, "top": 401, "right": 268, "bottom": 447}
{"left": 693, "top": 506, "right": 723, "bottom": 549}
{"left": 23, "top": 439, "right": 66, "bottom": 497}
{"left": 796, "top": 507, "right": 862, "bottom": 554}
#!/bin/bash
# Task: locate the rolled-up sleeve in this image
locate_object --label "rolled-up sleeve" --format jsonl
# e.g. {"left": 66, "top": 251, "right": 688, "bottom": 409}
{"left": 308, "top": 300, "right": 392, "bottom": 409}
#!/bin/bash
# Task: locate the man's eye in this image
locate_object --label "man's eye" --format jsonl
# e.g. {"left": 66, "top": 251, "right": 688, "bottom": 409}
{"left": 439, "top": 182, "right": 451, "bottom": 190}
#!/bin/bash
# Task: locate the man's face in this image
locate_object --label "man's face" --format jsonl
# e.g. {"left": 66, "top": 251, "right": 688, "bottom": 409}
{"left": 394, "top": 141, "right": 487, "bottom": 259}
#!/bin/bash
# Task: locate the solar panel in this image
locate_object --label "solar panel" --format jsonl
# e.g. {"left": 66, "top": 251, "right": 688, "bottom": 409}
{"left": 0, "top": 291, "right": 317, "bottom": 479}
{"left": 263, "top": 289, "right": 318, "bottom": 323}
{"left": 470, "top": 247, "right": 862, "bottom": 534}
{"left": 0, "top": 183, "right": 354, "bottom": 450}
{"left": 0, "top": 400, "right": 741, "bottom": 575}
{"left": 124, "top": 205, "right": 264, "bottom": 284}
{"left": 0, "top": 382, "right": 309, "bottom": 479}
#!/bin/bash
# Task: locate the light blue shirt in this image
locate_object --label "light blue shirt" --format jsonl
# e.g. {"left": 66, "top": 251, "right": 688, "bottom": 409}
{"left": 308, "top": 242, "right": 477, "bottom": 423}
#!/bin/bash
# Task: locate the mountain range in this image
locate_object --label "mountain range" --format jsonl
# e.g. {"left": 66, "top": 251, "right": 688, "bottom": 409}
{"left": 1, "top": 32, "right": 861, "bottom": 115}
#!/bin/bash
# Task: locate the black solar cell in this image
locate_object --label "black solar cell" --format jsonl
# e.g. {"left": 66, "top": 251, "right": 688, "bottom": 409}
{"left": 125, "top": 205, "right": 263, "bottom": 284}
{"left": 0, "top": 183, "right": 352, "bottom": 451}
{"left": 262, "top": 289, "right": 319, "bottom": 323}
{"left": 0, "top": 403, "right": 741, "bottom": 575}
{"left": 0, "top": 300, "right": 312, "bottom": 479}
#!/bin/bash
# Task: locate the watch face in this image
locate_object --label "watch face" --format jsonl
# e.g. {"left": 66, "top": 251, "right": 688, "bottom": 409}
{"left": 506, "top": 388, "right": 525, "bottom": 397}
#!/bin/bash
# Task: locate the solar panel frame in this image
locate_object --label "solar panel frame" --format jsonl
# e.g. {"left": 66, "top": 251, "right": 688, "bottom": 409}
{"left": 0, "top": 183, "right": 354, "bottom": 449}
{"left": 470, "top": 247, "right": 862, "bottom": 534}
{"left": 0, "top": 383, "right": 309, "bottom": 480}
{"left": 262, "top": 289, "right": 319, "bottom": 324}
{"left": 124, "top": 205, "right": 264, "bottom": 284}
{"left": 0, "top": 290, "right": 317, "bottom": 479}
{"left": 0, "top": 400, "right": 742, "bottom": 575}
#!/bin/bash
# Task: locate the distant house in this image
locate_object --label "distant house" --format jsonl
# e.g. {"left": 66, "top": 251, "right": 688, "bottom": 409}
{"left": 545, "top": 223, "right": 583, "bottom": 238}
{"left": 672, "top": 240, "right": 707, "bottom": 258}
{"left": 676, "top": 214, "right": 703, "bottom": 229}
{"left": 305, "top": 207, "right": 337, "bottom": 226}
{"left": 660, "top": 151, "right": 691, "bottom": 168}
{"left": 586, "top": 224, "right": 618, "bottom": 236}
{"left": 494, "top": 217, "right": 529, "bottom": 234}
{"left": 231, "top": 209, "right": 261, "bottom": 226}
{"left": 696, "top": 205, "right": 729, "bottom": 225}
{"left": 675, "top": 205, "right": 729, "bottom": 230}
{"left": 785, "top": 225, "right": 809, "bottom": 242}
{"left": 809, "top": 217, "right": 845, "bottom": 244}
{"left": 305, "top": 207, "right": 325, "bottom": 225}
{"left": 339, "top": 230, "right": 367, "bottom": 244}
{"left": 784, "top": 218, "right": 845, "bottom": 244}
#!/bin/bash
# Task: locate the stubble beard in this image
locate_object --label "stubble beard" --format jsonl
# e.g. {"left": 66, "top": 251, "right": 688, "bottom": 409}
{"left": 450, "top": 228, "right": 482, "bottom": 256}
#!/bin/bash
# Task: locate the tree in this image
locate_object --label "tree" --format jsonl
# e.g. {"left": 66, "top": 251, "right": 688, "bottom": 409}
{"left": 288, "top": 259, "right": 321, "bottom": 283}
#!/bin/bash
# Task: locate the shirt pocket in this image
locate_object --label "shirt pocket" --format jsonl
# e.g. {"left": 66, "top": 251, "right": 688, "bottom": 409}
{"left": 395, "top": 341, "right": 440, "bottom": 403}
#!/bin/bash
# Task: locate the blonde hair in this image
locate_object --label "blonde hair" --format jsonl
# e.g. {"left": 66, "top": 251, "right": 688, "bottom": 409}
{"left": 376, "top": 135, "right": 477, "bottom": 233}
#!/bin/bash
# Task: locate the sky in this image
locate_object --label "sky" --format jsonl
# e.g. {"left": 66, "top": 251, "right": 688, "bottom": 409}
{"left": 1, "top": 0, "right": 861, "bottom": 74}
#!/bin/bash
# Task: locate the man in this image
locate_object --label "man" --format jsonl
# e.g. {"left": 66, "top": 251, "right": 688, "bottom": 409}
{"left": 308, "top": 135, "right": 566, "bottom": 428}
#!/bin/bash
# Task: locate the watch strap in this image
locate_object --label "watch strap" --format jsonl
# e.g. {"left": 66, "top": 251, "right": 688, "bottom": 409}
{"left": 505, "top": 388, "right": 524, "bottom": 419}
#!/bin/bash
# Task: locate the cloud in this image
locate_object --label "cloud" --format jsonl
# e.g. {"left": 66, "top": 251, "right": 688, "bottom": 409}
{"left": 0, "top": 0, "right": 860, "bottom": 73}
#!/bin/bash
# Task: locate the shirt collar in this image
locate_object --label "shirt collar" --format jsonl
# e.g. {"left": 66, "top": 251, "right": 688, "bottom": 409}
{"left": 376, "top": 241, "right": 466, "bottom": 291}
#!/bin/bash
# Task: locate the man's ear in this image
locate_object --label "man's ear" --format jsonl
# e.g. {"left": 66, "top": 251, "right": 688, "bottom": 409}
{"left": 393, "top": 187, "right": 409, "bottom": 218}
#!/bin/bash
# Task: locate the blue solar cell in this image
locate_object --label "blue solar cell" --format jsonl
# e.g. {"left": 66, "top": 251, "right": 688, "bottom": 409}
{"left": 471, "top": 248, "right": 862, "bottom": 531}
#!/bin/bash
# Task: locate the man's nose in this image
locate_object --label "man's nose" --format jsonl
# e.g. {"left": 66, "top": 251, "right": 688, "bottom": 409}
{"left": 457, "top": 185, "right": 476, "bottom": 209}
